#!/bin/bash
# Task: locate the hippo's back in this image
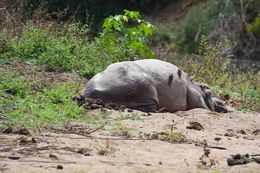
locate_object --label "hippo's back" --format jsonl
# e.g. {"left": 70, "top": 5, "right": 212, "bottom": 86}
{"left": 83, "top": 59, "right": 189, "bottom": 112}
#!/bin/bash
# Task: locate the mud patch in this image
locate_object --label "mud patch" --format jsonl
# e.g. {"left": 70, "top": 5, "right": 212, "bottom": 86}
{"left": 1, "top": 127, "right": 31, "bottom": 136}
{"left": 73, "top": 95, "right": 126, "bottom": 111}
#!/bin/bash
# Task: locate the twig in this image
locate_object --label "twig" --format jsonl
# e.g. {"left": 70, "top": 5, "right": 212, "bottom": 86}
{"left": 18, "top": 160, "right": 77, "bottom": 164}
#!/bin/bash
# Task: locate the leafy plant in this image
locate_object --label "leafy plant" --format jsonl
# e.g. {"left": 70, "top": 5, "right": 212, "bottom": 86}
{"left": 175, "top": 0, "right": 235, "bottom": 53}
{"left": 100, "top": 10, "right": 157, "bottom": 59}
{"left": 246, "top": 13, "right": 260, "bottom": 33}
{"left": 2, "top": 10, "right": 156, "bottom": 77}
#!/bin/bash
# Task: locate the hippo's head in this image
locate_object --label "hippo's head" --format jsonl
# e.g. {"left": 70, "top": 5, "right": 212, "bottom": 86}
{"left": 197, "top": 83, "right": 228, "bottom": 113}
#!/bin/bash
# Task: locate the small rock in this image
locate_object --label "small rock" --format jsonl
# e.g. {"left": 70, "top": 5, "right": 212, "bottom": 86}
{"left": 237, "top": 129, "right": 246, "bottom": 135}
{"left": 98, "top": 150, "right": 106, "bottom": 156}
{"left": 186, "top": 121, "right": 204, "bottom": 130}
{"left": 16, "top": 128, "right": 30, "bottom": 135}
{"left": 2, "top": 127, "right": 13, "bottom": 134}
{"left": 147, "top": 113, "right": 152, "bottom": 116}
{"left": 8, "top": 156, "right": 20, "bottom": 160}
{"left": 127, "top": 109, "right": 134, "bottom": 113}
{"left": 214, "top": 137, "right": 221, "bottom": 141}
{"left": 49, "top": 154, "right": 58, "bottom": 160}
{"left": 253, "top": 129, "right": 260, "bottom": 135}
{"left": 253, "top": 158, "right": 260, "bottom": 164}
{"left": 77, "top": 148, "right": 91, "bottom": 156}
{"left": 227, "top": 154, "right": 250, "bottom": 166}
{"left": 57, "top": 165, "right": 63, "bottom": 169}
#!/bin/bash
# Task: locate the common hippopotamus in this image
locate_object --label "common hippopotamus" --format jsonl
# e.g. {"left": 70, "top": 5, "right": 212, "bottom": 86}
{"left": 82, "top": 59, "right": 227, "bottom": 113}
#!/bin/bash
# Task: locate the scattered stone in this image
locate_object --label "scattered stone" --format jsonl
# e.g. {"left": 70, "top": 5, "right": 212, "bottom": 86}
{"left": 224, "top": 129, "right": 236, "bottom": 137}
{"left": 49, "top": 154, "right": 58, "bottom": 160}
{"left": 227, "top": 154, "right": 249, "bottom": 166}
{"left": 243, "top": 136, "right": 254, "bottom": 140}
{"left": 77, "top": 148, "right": 91, "bottom": 156}
{"left": 1, "top": 127, "right": 30, "bottom": 135}
{"left": 2, "top": 127, "right": 13, "bottom": 134}
{"left": 19, "top": 137, "right": 37, "bottom": 144}
{"left": 16, "top": 128, "right": 30, "bottom": 136}
{"left": 253, "top": 129, "right": 260, "bottom": 135}
{"left": 57, "top": 165, "right": 63, "bottom": 169}
{"left": 8, "top": 156, "right": 20, "bottom": 160}
{"left": 204, "top": 148, "right": 210, "bottom": 157}
{"left": 214, "top": 137, "right": 221, "bottom": 142}
{"left": 98, "top": 150, "right": 106, "bottom": 156}
{"left": 253, "top": 158, "right": 260, "bottom": 164}
{"left": 127, "top": 109, "right": 134, "bottom": 113}
{"left": 186, "top": 121, "right": 204, "bottom": 130}
{"left": 237, "top": 129, "right": 246, "bottom": 135}
{"left": 145, "top": 113, "right": 152, "bottom": 116}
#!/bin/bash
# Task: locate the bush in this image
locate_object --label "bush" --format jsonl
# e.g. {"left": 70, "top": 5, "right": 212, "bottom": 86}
{"left": 2, "top": 10, "right": 156, "bottom": 77}
{"left": 177, "top": 36, "right": 260, "bottom": 112}
{"left": 175, "top": 0, "right": 235, "bottom": 53}
{"left": 246, "top": 14, "right": 260, "bottom": 33}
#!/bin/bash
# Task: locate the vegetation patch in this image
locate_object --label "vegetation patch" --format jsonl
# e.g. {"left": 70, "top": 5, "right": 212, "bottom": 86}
{"left": 160, "top": 130, "right": 187, "bottom": 143}
{"left": 117, "top": 113, "right": 143, "bottom": 121}
{"left": 174, "top": 0, "right": 236, "bottom": 53}
{"left": 1, "top": 10, "right": 156, "bottom": 77}
{"left": 0, "top": 63, "right": 105, "bottom": 130}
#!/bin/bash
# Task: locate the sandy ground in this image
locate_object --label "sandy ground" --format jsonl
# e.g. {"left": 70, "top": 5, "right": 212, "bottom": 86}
{"left": 1, "top": 108, "right": 260, "bottom": 173}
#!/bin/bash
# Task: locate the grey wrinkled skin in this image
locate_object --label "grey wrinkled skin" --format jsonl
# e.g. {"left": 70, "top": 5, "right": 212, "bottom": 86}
{"left": 82, "top": 59, "right": 227, "bottom": 113}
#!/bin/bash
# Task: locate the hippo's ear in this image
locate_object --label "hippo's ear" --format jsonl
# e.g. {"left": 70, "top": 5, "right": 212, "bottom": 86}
{"left": 168, "top": 74, "right": 173, "bottom": 87}
{"left": 177, "top": 69, "right": 182, "bottom": 79}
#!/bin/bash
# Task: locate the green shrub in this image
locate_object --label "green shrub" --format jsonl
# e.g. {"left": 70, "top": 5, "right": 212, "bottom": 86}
{"left": 0, "top": 71, "right": 31, "bottom": 98}
{"left": 2, "top": 10, "right": 156, "bottom": 77}
{"left": 247, "top": 13, "right": 260, "bottom": 33}
{"left": 175, "top": 0, "right": 235, "bottom": 53}
{"left": 177, "top": 36, "right": 260, "bottom": 112}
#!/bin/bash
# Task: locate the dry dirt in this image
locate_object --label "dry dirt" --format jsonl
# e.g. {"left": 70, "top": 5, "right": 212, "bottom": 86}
{"left": 1, "top": 108, "right": 260, "bottom": 173}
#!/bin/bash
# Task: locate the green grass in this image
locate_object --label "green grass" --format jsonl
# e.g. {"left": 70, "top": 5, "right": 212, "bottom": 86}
{"left": 117, "top": 113, "right": 143, "bottom": 121}
{"left": 0, "top": 66, "right": 107, "bottom": 129}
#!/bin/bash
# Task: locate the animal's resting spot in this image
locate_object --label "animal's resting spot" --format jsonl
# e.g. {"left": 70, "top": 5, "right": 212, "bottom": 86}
{"left": 82, "top": 59, "right": 227, "bottom": 113}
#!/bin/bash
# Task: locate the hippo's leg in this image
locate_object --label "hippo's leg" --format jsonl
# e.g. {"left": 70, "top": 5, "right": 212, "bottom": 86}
{"left": 130, "top": 100, "right": 158, "bottom": 112}
{"left": 186, "top": 87, "right": 209, "bottom": 110}
{"left": 126, "top": 84, "right": 159, "bottom": 113}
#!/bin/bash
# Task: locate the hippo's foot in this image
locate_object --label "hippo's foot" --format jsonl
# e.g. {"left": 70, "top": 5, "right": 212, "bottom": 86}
{"left": 130, "top": 101, "right": 158, "bottom": 113}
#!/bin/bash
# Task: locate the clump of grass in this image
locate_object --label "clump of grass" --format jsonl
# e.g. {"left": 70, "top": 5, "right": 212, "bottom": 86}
{"left": 160, "top": 130, "right": 187, "bottom": 143}
{"left": 117, "top": 113, "right": 143, "bottom": 121}
{"left": 110, "top": 122, "right": 135, "bottom": 138}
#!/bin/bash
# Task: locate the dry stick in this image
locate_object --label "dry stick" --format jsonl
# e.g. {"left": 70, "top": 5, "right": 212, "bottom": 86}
{"left": 18, "top": 160, "right": 77, "bottom": 164}
{"left": 194, "top": 24, "right": 202, "bottom": 42}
